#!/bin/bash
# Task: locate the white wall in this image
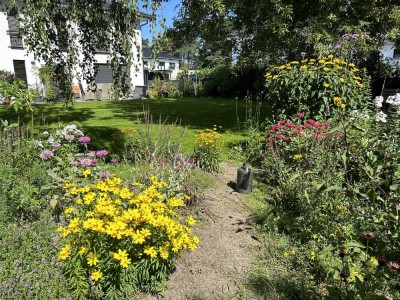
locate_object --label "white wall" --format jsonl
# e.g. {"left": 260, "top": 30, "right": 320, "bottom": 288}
{"left": 380, "top": 41, "right": 399, "bottom": 66}
{"left": 146, "top": 57, "right": 180, "bottom": 80}
{"left": 0, "top": 13, "right": 146, "bottom": 94}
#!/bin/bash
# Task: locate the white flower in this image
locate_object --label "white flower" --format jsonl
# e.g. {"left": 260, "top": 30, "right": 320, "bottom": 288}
{"left": 47, "top": 136, "right": 55, "bottom": 144}
{"left": 373, "top": 96, "right": 383, "bottom": 108}
{"left": 386, "top": 93, "right": 400, "bottom": 106}
{"left": 43, "top": 131, "right": 49, "bottom": 135}
{"left": 375, "top": 111, "right": 387, "bottom": 123}
{"left": 34, "top": 140, "right": 43, "bottom": 148}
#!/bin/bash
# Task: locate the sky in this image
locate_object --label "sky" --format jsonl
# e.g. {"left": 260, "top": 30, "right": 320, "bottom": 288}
{"left": 139, "top": 0, "right": 181, "bottom": 43}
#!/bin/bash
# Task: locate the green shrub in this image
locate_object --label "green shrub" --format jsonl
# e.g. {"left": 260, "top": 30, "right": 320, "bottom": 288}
{"left": 0, "top": 212, "right": 70, "bottom": 299}
{"left": 58, "top": 175, "right": 199, "bottom": 299}
{"left": 265, "top": 55, "right": 371, "bottom": 117}
{"left": 194, "top": 126, "right": 223, "bottom": 172}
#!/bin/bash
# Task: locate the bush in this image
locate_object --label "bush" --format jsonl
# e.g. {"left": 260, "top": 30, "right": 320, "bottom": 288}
{"left": 194, "top": 126, "right": 223, "bottom": 172}
{"left": 265, "top": 55, "right": 371, "bottom": 117}
{"left": 58, "top": 175, "right": 199, "bottom": 299}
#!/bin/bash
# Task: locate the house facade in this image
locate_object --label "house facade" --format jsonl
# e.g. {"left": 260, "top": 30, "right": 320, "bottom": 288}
{"left": 142, "top": 48, "right": 180, "bottom": 87}
{"left": 0, "top": 11, "right": 151, "bottom": 100}
{"left": 380, "top": 41, "right": 400, "bottom": 67}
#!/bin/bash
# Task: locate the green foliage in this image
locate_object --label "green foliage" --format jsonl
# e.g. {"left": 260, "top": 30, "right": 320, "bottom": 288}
{"left": 0, "top": 212, "right": 70, "bottom": 299}
{"left": 3, "top": 1, "right": 165, "bottom": 98}
{"left": 265, "top": 56, "right": 371, "bottom": 117}
{"left": 148, "top": 77, "right": 180, "bottom": 99}
{"left": 0, "top": 80, "right": 37, "bottom": 112}
{"left": 194, "top": 126, "right": 223, "bottom": 172}
{"left": 0, "top": 70, "right": 16, "bottom": 83}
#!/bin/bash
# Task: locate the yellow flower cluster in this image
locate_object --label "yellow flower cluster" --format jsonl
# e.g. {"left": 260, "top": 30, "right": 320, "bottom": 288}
{"left": 57, "top": 175, "right": 200, "bottom": 273}
{"left": 333, "top": 97, "right": 346, "bottom": 108}
{"left": 195, "top": 126, "right": 223, "bottom": 148}
{"left": 265, "top": 56, "right": 364, "bottom": 89}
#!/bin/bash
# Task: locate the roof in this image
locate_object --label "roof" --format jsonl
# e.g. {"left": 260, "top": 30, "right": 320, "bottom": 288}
{"left": 143, "top": 48, "right": 180, "bottom": 60}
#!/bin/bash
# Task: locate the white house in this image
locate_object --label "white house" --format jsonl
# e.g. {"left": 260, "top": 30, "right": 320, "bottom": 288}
{"left": 0, "top": 10, "right": 151, "bottom": 100}
{"left": 380, "top": 41, "right": 400, "bottom": 67}
{"left": 142, "top": 48, "right": 180, "bottom": 87}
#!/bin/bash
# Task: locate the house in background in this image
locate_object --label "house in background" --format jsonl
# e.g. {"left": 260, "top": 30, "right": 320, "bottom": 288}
{"left": 378, "top": 41, "right": 400, "bottom": 97}
{"left": 0, "top": 11, "right": 151, "bottom": 100}
{"left": 380, "top": 41, "right": 400, "bottom": 67}
{"left": 142, "top": 48, "right": 180, "bottom": 87}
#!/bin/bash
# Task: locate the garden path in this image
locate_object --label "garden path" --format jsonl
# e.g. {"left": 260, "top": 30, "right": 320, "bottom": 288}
{"left": 141, "top": 163, "right": 259, "bottom": 300}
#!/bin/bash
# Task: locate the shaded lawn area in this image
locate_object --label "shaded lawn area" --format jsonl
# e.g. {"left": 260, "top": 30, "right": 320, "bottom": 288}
{"left": 0, "top": 97, "right": 270, "bottom": 153}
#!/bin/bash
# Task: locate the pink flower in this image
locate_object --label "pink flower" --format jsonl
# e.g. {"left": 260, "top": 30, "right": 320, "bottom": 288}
{"left": 293, "top": 129, "right": 300, "bottom": 134}
{"left": 51, "top": 142, "right": 61, "bottom": 148}
{"left": 286, "top": 122, "right": 295, "bottom": 128}
{"left": 96, "top": 150, "right": 108, "bottom": 157}
{"left": 100, "top": 172, "right": 109, "bottom": 180}
{"left": 269, "top": 129, "right": 276, "bottom": 133}
{"left": 387, "top": 262, "right": 400, "bottom": 271}
{"left": 78, "top": 136, "right": 91, "bottom": 144}
{"left": 304, "top": 123, "right": 310, "bottom": 128}
{"left": 111, "top": 158, "right": 119, "bottom": 165}
{"left": 276, "top": 134, "right": 282, "bottom": 139}
{"left": 284, "top": 136, "right": 290, "bottom": 141}
{"left": 336, "top": 131, "right": 342, "bottom": 138}
{"left": 39, "top": 150, "right": 54, "bottom": 160}
{"left": 297, "top": 113, "right": 305, "bottom": 118}
{"left": 64, "top": 135, "right": 74, "bottom": 142}
{"left": 265, "top": 135, "right": 271, "bottom": 140}
{"left": 279, "top": 120, "right": 286, "bottom": 125}
{"left": 277, "top": 125, "right": 284, "bottom": 130}
{"left": 362, "top": 231, "right": 376, "bottom": 239}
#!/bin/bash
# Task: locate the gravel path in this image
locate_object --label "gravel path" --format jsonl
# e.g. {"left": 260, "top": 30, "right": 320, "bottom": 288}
{"left": 141, "top": 163, "right": 259, "bottom": 300}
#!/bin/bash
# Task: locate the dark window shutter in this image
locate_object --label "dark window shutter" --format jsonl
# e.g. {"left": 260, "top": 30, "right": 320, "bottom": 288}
{"left": 394, "top": 49, "right": 400, "bottom": 60}
{"left": 7, "top": 15, "right": 20, "bottom": 32}
{"left": 95, "top": 64, "right": 114, "bottom": 83}
{"left": 13, "top": 60, "right": 27, "bottom": 83}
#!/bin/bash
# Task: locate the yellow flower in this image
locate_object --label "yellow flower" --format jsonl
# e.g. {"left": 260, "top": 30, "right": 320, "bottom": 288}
{"left": 290, "top": 61, "right": 299, "bottom": 65}
{"left": 284, "top": 251, "right": 289, "bottom": 257}
{"left": 300, "top": 65, "right": 307, "bottom": 71}
{"left": 323, "top": 67, "right": 331, "bottom": 72}
{"left": 324, "top": 83, "right": 331, "bottom": 88}
{"left": 91, "top": 270, "right": 103, "bottom": 282}
{"left": 339, "top": 78, "right": 345, "bottom": 83}
{"left": 328, "top": 54, "right": 333, "bottom": 59}
{"left": 272, "top": 75, "right": 278, "bottom": 80}
{"left": 82, "top": 169, "right": 91, "bottom": 177}
{"left": 187, "top": 215, "right": 196, "bottom": 226}
{"left": 319, "top": 59, "right": 326, "bottom": 64}
{"left": 58, "top": 244, "right": 71, "bottom": 260}
{"left": 341, "top": 103, "right": 346, "bottom": 108}
{"left": 79, "top": 246, "right": 87, "bottom": 256}
{"left": 87, "top": 252, "right": 100, "bottom": 266}
{"left": 144, "top": 246, "right": 158, "bottom": 258}
{"left": 64, "top": 207, "right": 74, "bottom": 214}
{"left": 310, "top": 251, "right": 316, "bottom": 260}
{"left": 294, "top": 154, "right": 303, "bottom": 159}
{"left": 291, "top": 248, "right": 296, "bottom": 255}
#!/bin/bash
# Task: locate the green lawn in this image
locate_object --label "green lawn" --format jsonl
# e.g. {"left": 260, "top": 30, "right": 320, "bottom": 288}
{"left": 0, "top": 97, "right": 270, "bottom": 153}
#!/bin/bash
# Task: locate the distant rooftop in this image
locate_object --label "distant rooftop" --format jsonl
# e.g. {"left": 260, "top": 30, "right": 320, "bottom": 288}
{"left": 143, "top": 48, "right": 180, "bottom": 60}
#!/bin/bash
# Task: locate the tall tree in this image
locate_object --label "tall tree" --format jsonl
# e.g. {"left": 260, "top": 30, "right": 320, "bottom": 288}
{"left": 171, "top": 0, "right": 400, "bottom": 65}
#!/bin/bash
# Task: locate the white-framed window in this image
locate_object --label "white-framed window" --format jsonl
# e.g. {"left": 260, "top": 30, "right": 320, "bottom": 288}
{"left": 159, "top": 62, "right": 165, "bottom": 70}
{"left": 169, "top": 62, "right": 175, "bottom": 70}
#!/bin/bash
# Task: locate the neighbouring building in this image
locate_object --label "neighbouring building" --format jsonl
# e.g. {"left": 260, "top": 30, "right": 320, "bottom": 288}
{"left": 142, "top": 47, "right": 180, "bottom": 87}
{"left": 0, "top": 10, "right": 151, "bottom": 100}
{"left": 378, "top": 41, "right": 400, "bottom": 97}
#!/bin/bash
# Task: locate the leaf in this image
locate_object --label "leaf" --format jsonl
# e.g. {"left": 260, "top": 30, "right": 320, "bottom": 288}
{"left": 50, "top": 198, "right": 58, "bottom": 209}
{"left": 289, "top": 173, "right": 301, "bottom": 182}
{"left": 326, "top": 185, "right": 341, "bottom": 192}
{"left": 345, "top": 241, "right": 366, "bottom": 249}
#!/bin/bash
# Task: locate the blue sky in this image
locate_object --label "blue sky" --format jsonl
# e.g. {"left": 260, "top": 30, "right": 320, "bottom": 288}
{"left": 139, "top": 0, "right": 181, "bottom": 43}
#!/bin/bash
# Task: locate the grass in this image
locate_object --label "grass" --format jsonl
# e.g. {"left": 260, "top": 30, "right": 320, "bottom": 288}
{"left": 0, "top": 97, "right": 270, "bottom": 154}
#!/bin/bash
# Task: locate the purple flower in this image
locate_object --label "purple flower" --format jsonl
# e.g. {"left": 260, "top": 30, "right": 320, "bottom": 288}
{"left": 342, "top": 33, "right": 350, "bottom": 39}
{"left": 86, "top": 150, "right": 96, "bottom": 157}
{"left": 335, "top": 44, "right": 342, "bottom": 50}
{"left": 39, "top": 150, "right": 54, "bottom": 160}
{"left": 78, "top": 136, "right": 91, "bottom": 144}
{"left": 64, "top": 134, "right": 74, "bottom": 142}
{"left": 70, "top": 160, "right": 78, "bottom": 166}
{"left": 351, "top": 33, "right": 360, "bottom": 39}
{"left": 96, "top": 150, "right": 108, "bottom": 157}
{"left": 51, "top": 142, "right": 61, "bottom": 148}
{"left": 100, "top": 172, "right": 109, "bottom": 180}
{"left": 78, "top": 157, "right": 95, "bottom": 166}
{"left": 111, "top": 158, "right": 119, "bottom": 165}
{"left": 300, "top": 51, "right": 307, "bottom": 57}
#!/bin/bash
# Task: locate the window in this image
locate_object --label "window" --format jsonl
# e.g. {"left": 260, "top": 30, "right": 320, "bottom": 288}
{"left": 159, "top": 62, "right": 165, "bottom": 70}
{"left": 7, "top": 14, "right": 23, "bottom": 49}
{"left": 13, "top": 60, "right": 27, "bottom": 83}
{"left": 94, "top": 64, "right": 114, "bottom": 83}
{"left": 394, "top": 49, "right": 400, "bottom": 60}
{"left": 169, "top": 63, "right": 175, "bottom": 70}
{"left": 143, "top": 60, "right": 148, "bottom": 68}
